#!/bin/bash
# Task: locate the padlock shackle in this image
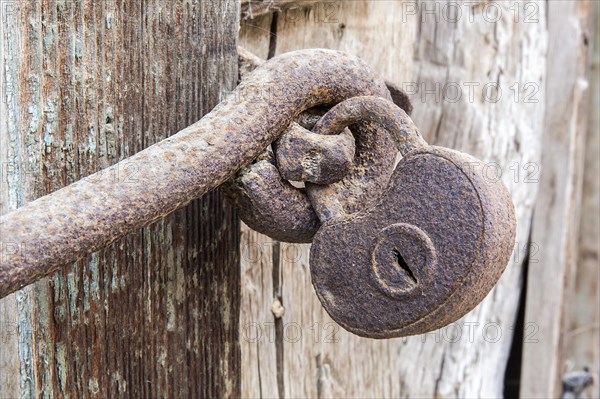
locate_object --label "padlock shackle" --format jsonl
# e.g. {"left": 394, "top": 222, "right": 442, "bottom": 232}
{"left": 307, "top": 96, "right": 428, "bottom": 222}
{"left": 312, "top": 96, "right": 427, "bottom": 156}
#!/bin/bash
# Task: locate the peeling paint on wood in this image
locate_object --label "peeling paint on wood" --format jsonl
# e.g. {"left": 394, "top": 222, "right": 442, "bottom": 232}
{"left": 0, "top": 1, "right": 241, "bottom": 397}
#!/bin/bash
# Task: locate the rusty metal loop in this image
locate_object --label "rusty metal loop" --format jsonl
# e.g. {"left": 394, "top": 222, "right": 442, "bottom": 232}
{"left": 224, "top": 95, "right": 425, "bottom": 242}
{"left": 306, "top": 96, "right": 428, "bottom": 222}
{"left": 222, "top": 80, "right": 402, "bottom": 243}
{"left": 221, "top": 106, "right": 397, "bottom": 242}
{"left": 222, "top": 50, "right": 428, "bottom": 243}
{"left": 220, "top": 145, "right": 321, "bottom": 243}
{"left": 223, "top": 50, "right": 424, "bottom": 243}
{"left": 312, "top": 96, "right": 427, "bottom": 156}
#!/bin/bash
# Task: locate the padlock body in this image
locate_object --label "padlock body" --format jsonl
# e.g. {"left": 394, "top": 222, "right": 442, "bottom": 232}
{"left": 310, "top": 146, "right": 516, "bottom": 338}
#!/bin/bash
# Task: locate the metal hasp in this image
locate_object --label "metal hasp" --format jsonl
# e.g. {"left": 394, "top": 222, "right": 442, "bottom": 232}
{"left": 0, "top": 48, "right": 517, "bottom": 339}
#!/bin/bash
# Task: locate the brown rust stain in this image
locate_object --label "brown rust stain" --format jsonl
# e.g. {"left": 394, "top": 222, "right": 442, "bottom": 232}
{"left": 275, "top": 122, "right": 355, "bottom": 185}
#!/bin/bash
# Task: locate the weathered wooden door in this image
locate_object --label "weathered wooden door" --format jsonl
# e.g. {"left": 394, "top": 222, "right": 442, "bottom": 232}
{"left": 1, "top": 1, "right": 597, "bottom": 398}
{"left": 0, "top": 1, "right": 241, "bottom": 397}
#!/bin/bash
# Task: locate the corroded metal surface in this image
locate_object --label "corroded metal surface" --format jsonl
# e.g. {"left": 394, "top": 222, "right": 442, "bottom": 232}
{"left": 226, "top": 51, "right": 416, "bottom": 243}
{"left": 222, "top": 50, "right": 400, "bottom": 243}
{"left": 306, "top": 96, "right": 427, "bottom": 221}
{"left": 275, "top": 123, "right": 355, "bottom": 185}
{"left": 0, "top": 47, "right": 517, "bottom": 342}
{"left": 0, "top": 49, "right": 394, "bottom": 298}
{"left": 309, "top": 97, "right": 517, "bottom": 338}
{"left": 385, "top": 80, "right": 414, "bottom": 116}
{"left": 220, "top": 148, "right": 321, "bottom": 243}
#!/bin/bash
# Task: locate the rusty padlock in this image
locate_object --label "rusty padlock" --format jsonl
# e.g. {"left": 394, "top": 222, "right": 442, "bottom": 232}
{"left": 304, "top": 96, "right": 516, "bottom": 338}
{"left": 224, "top": 92, "right": 516, "bottom": 338}
{"left": 217, "top": 51, "right": 517, "bottom": 338}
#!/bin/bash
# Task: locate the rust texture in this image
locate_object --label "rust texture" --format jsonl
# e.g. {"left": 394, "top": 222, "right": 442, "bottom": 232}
{"left": 308, "top": 97, "right": 517, "bottom": 338}
{"left": 222, "top": 96, "right": 398, "bottom": 240}
{"left": 224, "top": 53, "right": 415, "bottom": 243}
{"left": 306, "top": 96, "right": 427, "bottom": 221}
{"left": 222, "top": 52, "right": 400, "bottom": 243}
{"left": 385, "top": 80, "right": 414, "bottom": 116}
{"left": 275, "top": 123, "right": 355, "bottom": 184}
{"left": 0, "top": 48, "right": 395, "bottom": 298}
{"left": 220, "top": 147, "right": 322, "bottom": 243}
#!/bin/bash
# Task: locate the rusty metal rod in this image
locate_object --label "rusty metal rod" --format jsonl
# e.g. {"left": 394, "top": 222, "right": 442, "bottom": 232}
{"left": 0, "top": 48, "right": 391, "bottom": 299}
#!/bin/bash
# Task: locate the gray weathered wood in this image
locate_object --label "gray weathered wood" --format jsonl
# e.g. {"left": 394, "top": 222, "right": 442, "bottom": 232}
{"left": 564, "top": 2, "right": 599, "bottom": 397}
{"left": 241, "top": 0, "right": 321, "bottom": 20}
{"left": 239, "top": 1, "right": 546, "bottom": 397}
{"left": 0, "top": 1, "right": 240, "bottom": 397}
{"left": 521, "top": 1, "right": 595, "bottom": 398}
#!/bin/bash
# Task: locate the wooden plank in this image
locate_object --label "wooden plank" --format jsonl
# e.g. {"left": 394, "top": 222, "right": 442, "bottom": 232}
{"left": 239, "top": 225, "right": 281, "bottom": 398}
{"left": 521, "top": 1, "right": 595, "bottom": 398}
{"left": 0, "top": 1, "right": 24, "bottom": 396}
{"left": 239, "top": 1, "right": 546, "bottom": 397}
{"left": 565, "top": 1, "right": 599, "bottom": 397}
{"left": 0, "top": 1, "right": 240, "bottom": 397}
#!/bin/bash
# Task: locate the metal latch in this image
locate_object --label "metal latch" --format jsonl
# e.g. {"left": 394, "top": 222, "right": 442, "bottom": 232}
{"left": 0, "top": 48, "right": 516, "bottom": 338}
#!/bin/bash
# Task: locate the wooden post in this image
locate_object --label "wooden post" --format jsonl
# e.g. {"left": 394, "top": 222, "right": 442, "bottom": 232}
{"left": 0, "top": 1, "right": 240, "bottom": 397}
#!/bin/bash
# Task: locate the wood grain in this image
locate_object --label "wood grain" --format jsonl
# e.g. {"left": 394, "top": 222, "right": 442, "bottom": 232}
{"left": 0, "top": 1, "right": 240, "bottom": 397}
{"left": 521, "top": 1, "right": 597, "bottom": 398}
{"left": 240, "top": 1, "right": 546, "bottom": 397}
{"left": 241, "top": 0, "right": 322, "bottom": 20}
{"left": 565, "top": 6, "right": 599, "bottom": 396}
{"left": 521, "top": 1, "right": 595, "bottom": 397}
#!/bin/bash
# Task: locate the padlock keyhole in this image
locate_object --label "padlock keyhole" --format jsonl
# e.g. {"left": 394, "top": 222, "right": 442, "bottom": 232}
{"left": 369, "top": 223, "right": 435, "bottom": 298}
{"left": 392, "top": 249, "right": 417, "bottom": 284}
